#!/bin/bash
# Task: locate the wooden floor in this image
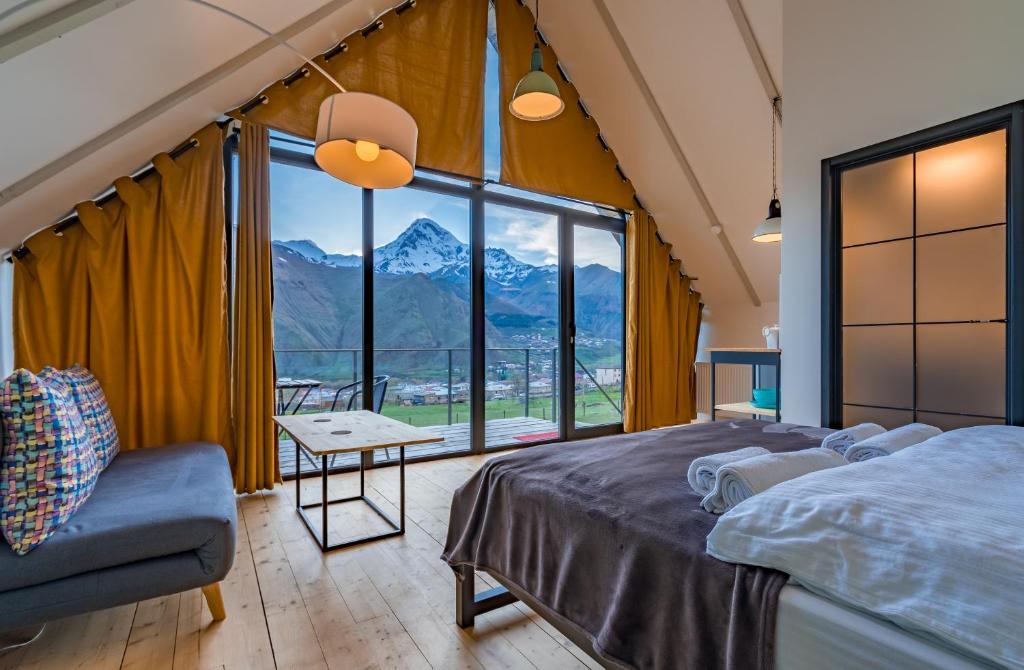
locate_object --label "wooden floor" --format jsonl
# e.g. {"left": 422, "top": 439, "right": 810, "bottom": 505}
{"left": 280, "top": 417, "right": 559, "bottom": 477}
{"left": 0, "top": 453, "right": 600, "bottom": 670}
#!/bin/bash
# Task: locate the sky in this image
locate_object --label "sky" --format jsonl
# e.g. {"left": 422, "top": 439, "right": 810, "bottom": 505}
{"left": 265, "top": 30, "right": 622, "bottom": 271}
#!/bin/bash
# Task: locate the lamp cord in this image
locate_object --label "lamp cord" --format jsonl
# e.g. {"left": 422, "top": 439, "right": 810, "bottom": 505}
{"left": 0, "top": 0, "right": 44, "bottom": 23}
{"left": 770, "top": 96, "right": 779, "bottom": 199}
{"left": 187, "top": 0, "right": 347, "bottom": 94}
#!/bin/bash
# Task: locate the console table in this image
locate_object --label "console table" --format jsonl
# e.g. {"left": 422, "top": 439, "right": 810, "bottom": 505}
{"left": 707, "top": 348, "right": 781, "bottom": 423}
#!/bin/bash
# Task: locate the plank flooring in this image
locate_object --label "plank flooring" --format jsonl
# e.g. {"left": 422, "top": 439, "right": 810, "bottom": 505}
{"left": 0, "top": 453, "right": 600, "bottom": 670}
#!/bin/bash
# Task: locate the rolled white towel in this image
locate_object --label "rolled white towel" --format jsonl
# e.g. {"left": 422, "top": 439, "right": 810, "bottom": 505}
{"left": 687, "top": 447, "right": 770, "bottom": 496}
{"left": 821, "top": 422, "right": 886, "bottom": 455}
{"left": 844, "top": 423, "right": 942, "bottom": 462}
{"left": 702, "top": 448, "right": 847, "bottom": 514}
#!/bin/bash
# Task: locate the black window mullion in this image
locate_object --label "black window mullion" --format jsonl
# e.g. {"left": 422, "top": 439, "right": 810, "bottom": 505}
{"left": 361, "top": 187, "right": 374, "bottom": 469}
{"left": 470, "top": 186, "right": 486, "bottom": 454}
{"left": 558, "top": 213, "right": 573, "bottom": 439}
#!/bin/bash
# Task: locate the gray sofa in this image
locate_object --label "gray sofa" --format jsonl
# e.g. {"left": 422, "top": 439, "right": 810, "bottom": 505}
{"left": 0, "top": 442, "right": 236, "bottom": 631}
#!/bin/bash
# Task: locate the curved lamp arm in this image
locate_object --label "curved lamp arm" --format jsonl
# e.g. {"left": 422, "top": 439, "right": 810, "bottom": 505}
{"left": 187, "top": 0, "right": 347, "bottom": 94}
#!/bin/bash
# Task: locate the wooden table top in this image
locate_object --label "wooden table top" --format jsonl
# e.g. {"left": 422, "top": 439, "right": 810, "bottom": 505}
{"left": 272, "top": 411, "right": 444, "bottom": 456}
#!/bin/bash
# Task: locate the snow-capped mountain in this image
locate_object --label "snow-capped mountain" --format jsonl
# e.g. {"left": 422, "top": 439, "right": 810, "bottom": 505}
{"left": 374, "top": 218, "right": 468, "bottom": 275}
{"left": 482, "top": 247, "right": 536, "bottom": 284}
{"left": 277, "top": 239, "right": 360, "bottom": 268}
{"left": 276, "top": 218, "right": 543, "bottom": 286}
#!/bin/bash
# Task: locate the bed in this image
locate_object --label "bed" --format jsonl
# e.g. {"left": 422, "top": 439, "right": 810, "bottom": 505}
{"left": 442, "top": 420, "right": 1016, "bottom": 670}
{"left": 441, "top": 420, "right": 829, "bottom": 669}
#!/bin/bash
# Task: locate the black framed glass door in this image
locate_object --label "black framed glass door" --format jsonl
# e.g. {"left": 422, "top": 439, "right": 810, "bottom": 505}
{"left": 565, "top": 217, "right": 626, "bottom": 440}
{"left": 240, "top": 130, "right": 628, "bottom": 476}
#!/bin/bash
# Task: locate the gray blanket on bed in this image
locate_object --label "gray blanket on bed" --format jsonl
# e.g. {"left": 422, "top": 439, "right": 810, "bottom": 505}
{"left": 441, "top": 420, "right": 832, "bottom": 670}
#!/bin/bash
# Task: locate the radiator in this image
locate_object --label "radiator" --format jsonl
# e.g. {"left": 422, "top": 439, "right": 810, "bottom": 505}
{"left": 695, "top": 362, "right": 754, "bottom": 417}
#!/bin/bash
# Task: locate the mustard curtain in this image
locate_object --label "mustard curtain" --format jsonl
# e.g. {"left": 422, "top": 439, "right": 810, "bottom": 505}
{"left": 495, "top": 0, "right": 636, "bottom": 210}
{"left": 624, "top": 210, "right": 702, "bottom": 432}
{"left": 233, "top": 123, "right": 279, "bottom": 493}
{"left": 229, "top": 0, "right": 487, "bottom": 179}
{"left": 13, "top": 123, "right": 233, "bottom": 459}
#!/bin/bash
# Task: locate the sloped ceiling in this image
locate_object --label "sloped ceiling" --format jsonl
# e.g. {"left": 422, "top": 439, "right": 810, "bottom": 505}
{"left": 0, "top": 0, "right": 780, "bottom": 307}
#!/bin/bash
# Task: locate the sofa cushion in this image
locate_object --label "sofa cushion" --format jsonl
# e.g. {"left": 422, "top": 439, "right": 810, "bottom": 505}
{"left": 0, "top": 442, "right": 235, "bottom": 592}
{"left": 40, "top": 365, "right": 120, "bottom": 470}
{"left": 1, "top": 369, "right": 100, "bottom": 555}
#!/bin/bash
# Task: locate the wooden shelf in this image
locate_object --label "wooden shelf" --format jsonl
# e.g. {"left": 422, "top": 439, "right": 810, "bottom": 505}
{"left": 713, "top": 401, "right": 778, "bottom": 418}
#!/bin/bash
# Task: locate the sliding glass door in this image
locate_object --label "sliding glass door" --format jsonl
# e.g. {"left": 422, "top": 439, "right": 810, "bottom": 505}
{"left": 245, "top": 131, "right": 627, "bottom": 477}
{"left": 483, "top": 203, "right": 562, "bottom": 448}
{"left": 570, "top": 221, "right": 625, "bottom": 435}
{"left": 373, "top": 187, "right": 473, "bottom": 462}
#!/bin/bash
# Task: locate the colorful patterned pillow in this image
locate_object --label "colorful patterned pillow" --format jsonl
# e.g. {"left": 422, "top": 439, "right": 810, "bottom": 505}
{"left": 0, "top": 369, "right": 100, "bottom": 555}
{"left": 40, "top": 365, "right": 120, "bottom": 470}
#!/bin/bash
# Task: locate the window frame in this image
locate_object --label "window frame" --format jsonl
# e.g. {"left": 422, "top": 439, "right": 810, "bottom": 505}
{"left": 230, "top": 132, "right": 628, "bottom": 477}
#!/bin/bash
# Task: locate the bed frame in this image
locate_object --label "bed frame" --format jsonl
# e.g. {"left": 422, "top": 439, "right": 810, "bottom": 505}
{"left": 455, "top": 565, "right": 626, "bottom": 669}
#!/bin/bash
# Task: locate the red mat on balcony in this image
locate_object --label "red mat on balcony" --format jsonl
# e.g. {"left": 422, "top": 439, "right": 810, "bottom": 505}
{"left": 514, "top": 431, "right": 560, "bottom": 442}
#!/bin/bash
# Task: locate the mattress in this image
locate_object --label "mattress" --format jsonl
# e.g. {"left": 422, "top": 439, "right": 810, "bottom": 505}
{"left": 775, "top": 585, "right": 997, "bottom": 670}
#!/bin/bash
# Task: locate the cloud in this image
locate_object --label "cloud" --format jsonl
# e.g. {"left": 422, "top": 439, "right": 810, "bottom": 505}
{"left": 486, "top": 209, "right": 559, "bottom": 265}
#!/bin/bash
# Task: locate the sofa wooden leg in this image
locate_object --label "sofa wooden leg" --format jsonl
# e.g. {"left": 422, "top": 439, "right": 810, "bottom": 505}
{"left": 202, "top": 583, "right": 226, "bottom": 621}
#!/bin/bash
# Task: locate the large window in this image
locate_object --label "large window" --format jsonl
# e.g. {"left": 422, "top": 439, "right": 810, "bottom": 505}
{"left": 373, "top": 187, "right": 472, "bottom": 462}
{"left": 243, "top": 4, "right": 626, "bottom": 477}
{"left": 243, "top": 132, "right": 626, "bottom": 477}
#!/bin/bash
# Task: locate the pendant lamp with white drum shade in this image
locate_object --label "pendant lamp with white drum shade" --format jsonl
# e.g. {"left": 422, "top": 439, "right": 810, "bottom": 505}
{"left": 190, "top": 0, "right": 418, "bottom": 190}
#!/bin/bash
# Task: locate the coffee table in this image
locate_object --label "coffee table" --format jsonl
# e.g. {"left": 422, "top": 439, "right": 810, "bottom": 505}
{"left": 272, "top": 411, "right": 443, "bottom": 552}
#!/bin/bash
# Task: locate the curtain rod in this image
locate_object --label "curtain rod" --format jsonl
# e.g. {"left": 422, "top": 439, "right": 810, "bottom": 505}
{"left": 5, "top": 118, "right": 233, "bottom": 263}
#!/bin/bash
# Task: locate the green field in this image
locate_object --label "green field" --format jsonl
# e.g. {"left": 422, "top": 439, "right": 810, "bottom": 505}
{"left": 377, "top": 389, "right": 623, "bottom": 428}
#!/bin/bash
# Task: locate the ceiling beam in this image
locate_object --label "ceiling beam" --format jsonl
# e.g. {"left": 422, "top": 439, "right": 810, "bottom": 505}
{"left": 0, "top": 0, "right": 136, "bottom": 65}
{"left": 591, "top": 0, "right": 761, "bottom": 307}
{"left": 0, "top": 0, "right": 356, "bottom": 210}
{"left": 725, "top": 0, "right": 781, "bottom": 121}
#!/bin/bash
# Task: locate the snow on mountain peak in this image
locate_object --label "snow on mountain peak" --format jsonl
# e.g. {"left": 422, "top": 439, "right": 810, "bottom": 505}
{"left": 275, "top": 239, "right": 359, "bottom": 268}
{"left": 375, "top": 218, "right": 467, "bottom": 275}
{"left": 278, "top": 218, "right": 541, "bottom": 285}
{"left": 279, "top": 239, "right": 326, "bottom": 259}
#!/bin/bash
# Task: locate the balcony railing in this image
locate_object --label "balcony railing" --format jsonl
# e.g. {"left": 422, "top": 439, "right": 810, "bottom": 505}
{"left": 274, "top": 347, "right": 622, "bottom": 427}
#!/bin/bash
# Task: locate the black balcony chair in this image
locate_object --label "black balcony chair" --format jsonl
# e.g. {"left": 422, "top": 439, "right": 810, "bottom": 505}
{"left": 326, "top": 376, "right": 391, "bottom": 466}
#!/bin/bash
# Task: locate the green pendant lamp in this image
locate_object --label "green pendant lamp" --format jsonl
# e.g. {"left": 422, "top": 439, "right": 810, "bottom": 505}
{"left": 753, "top": 96, "right": 782, "bottom": 243}
{"left": 509, "top": 0, "right": 564, "bottom": 121}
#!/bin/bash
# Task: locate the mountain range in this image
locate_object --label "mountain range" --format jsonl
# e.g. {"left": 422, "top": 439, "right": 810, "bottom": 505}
{"left": 277, "top": 218, "right": 555, "bottom": 285}
{"left": 271, "top": 218, "right": 622, "bottom": 378}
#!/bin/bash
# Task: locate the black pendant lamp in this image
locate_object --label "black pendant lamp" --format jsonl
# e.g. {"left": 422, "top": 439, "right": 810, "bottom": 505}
{"left": 753, "top": 96, "right": 782, "bottom": 243}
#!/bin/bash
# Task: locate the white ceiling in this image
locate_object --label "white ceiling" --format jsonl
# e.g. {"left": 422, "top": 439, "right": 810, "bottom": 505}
{"left": 0, "top": 0, "right": 781, "bottom": 307}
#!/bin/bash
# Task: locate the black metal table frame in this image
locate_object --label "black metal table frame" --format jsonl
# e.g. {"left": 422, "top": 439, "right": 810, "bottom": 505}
{"left": 294, "top": 440, "right": 405, "bottom": 552}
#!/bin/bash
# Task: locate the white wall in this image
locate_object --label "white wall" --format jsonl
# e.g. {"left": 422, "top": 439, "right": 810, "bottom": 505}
{"left": 0, "top": 261, "right": 12, "bottom": 377}
{"left": 780, "top": 0, "right": 1024, "bottom": 425}
{"left": 697, "top": 300, "right": 779, "bottom": 362}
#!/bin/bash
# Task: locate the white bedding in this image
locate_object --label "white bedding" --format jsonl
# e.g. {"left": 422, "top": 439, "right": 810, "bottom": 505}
{"left": 707, "top": 425, "right": 1024, "bottom": 670}
{"left": 775, "top": 585, "right": 997, "bottom": 670}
